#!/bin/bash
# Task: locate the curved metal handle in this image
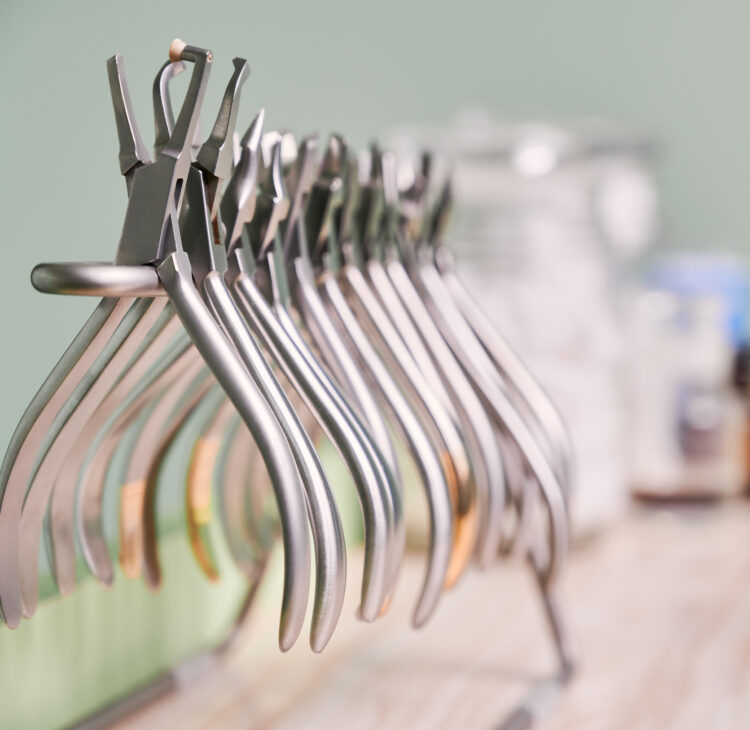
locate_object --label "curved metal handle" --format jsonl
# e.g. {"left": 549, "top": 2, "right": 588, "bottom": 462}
{"left": 384, "top": 257, "right": 507, "bottom": 567}
{"left": 158, "top": 250, "right": 310, "bottom": 651}
{"left": 46, "top": 307, "right": 182, "bottom": 593}
{"left": 201, "top": 271, "right": 346, "bottom": 652}
{"left": 227, "top": 256, "right": 394, "bottom": 622}
{"left": 417, "top": 261, "right": 569, "bottom": 586}
{"left": 270, "top": 288, "right": 404, "bottom": 599}
{"left": 217, "top": 414, "right": 273, "bottom": 578}
{"left": 72, "top": 346, "right": 199, "bottom": 588}
{"left": 138, "top": 379, "right": 223, "bottom": 589}
{"left": 0, "top": 297, "right": 125, "bottom": 626}
{"left": 181, "top": 385, "right": 235, "bottom": 582}
{"left": 288, "top": 258, "right": 405, "bottom": 598}
{"left": 290, "top": 257, "right": 401, "bottom": 485}
{"left": 342, "top": 262, "right": 477, "bottom": 587}
{"left": 118, "top": 357, "right": 210, "bottom": 584}
{"left": 17, "top": 298, "right": 166, "bottom": 619}
{"left": 319, "top": 270, "right": 453, "bottom": 627}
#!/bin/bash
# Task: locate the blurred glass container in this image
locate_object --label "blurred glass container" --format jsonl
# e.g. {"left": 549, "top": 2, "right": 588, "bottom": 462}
{"left": 391, "top": 112, "right": 658, "bottom": 538}
{"left": 630, "top": 256, "right": 750, "bottom": 500}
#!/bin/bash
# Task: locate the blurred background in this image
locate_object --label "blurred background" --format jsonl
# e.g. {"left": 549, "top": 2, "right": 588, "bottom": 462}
{"left": 2, "top": 1, "right": 750, "bottom": 727}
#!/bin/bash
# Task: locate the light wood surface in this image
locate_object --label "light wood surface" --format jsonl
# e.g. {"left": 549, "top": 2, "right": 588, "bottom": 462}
{"left": 114, "top": 502, "right": 750, "bottom": 729}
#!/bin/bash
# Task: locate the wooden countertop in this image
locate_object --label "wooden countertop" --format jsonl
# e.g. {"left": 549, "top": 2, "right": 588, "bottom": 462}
{"left": 113, "top": 502, "right": 750, "bottom": 730}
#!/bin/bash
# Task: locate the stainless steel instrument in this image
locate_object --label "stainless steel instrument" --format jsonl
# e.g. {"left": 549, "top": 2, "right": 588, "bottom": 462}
{"left": 3, "top": 39, "right": 577, "bottom": 686}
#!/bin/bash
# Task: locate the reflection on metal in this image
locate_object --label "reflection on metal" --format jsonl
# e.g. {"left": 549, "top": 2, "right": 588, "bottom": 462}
{"left": 0, "top": 36, "right": 578, "bottom": 729}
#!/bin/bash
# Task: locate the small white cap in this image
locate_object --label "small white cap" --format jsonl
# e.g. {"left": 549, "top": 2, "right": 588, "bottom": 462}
{"left": 169, "top": 38, "right": 187, "bottom": 63}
